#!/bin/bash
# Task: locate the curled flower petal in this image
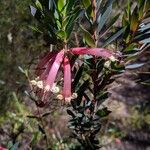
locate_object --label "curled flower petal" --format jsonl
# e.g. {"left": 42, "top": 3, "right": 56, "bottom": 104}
{"left": 40, "top": 54, "right": 57, "bottom": 80}
{"left": 36, "top": 52, "right": 57, "bottom": 76}
{"left": 63, "top": 56, "right": 71, "bottom": 101}
{"left": 71, "top": 47, "right": 116, "bottom": 59}
{"left": 45, "top": 50, "right": 64, "bottom": 91}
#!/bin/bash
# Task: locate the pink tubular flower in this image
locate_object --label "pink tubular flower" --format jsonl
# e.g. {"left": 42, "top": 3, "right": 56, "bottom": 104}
{"left": 36, "top": 52, "right": 57, "bottom": 76}
{"left": 71, "top": 47, "right": 116, "bottom": 59}
{"left": 0, "top": 147, "right": 7, "bottom": 150}
{"left": 33, "top": 47, "right": 119, "bottom": 103}
{"left": 45, "top": 50, "right": 64, "bottom": 91}
{"left": 63, "top": 56, "right": 71, "bottom": 102}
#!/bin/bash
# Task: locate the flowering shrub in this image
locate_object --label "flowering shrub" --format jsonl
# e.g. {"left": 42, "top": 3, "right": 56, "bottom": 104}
{"left": 27, "top": 0, "right": 150, "bottom": 149}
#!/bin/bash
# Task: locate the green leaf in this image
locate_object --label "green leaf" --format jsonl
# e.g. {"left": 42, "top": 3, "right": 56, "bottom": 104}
{"left": 96, "top": 91, "right": 108, "bottom": 100}
{"left": 73, "top": 64, "right": 84, "bottom": 88}
{"left": 96, "top": 108, "right": 111, "bottom": 118}
{"left": 130, "top": 6, "right": 139, "bottom": 32}
{"left": 57, "top": 0, "right": 65, "bottom": 12}
{"left": 65, "top": 7, "right": 82, "bottom": 39}
{"left": 76, "top": 80, "right": 89, "bottom": 106}
{"left": 126, "top": 63, "right": 145, "bottom": 69}
{"left": 122, "top": 10, "right": 129, "bottom": 27}
{"left": 80, "top": 25, "right": 95, "bottom": 47}
{"left": 139, "top": 23, "right": 150, "bottom": 32}
{"left": 9, "top": 142, "right": 19, "bottom": 150}
{"left": 127, "top": 0, "right": 131, "bottom": 19}
{"left": 30, "top": 132, "right": 39, "bottom": 147}
{"left": 29, "top": 25, "right": 43, "bottom": 33}
{"left": 35, "top": 0, "right": 43, "bottom": 10}
{"left": 99, "top": 14, "right": 120, "bottom": 38}
{"left": 56, "top": 30, "right": 66, "bottom": 39}
{"left": 18, "top": 66, "right": 25, "bottom": 74}
{"left": 82, "top": 0, "right": 91, "bottom": 9}
{"left": 67, "top": 109, "right": 75, "bottom": 117}
{"left": 102, "top": 28, "right": 125, "bottom": 47}
{"left": 97, "top": 4, "right": 112, "bottom": 32}
{"left": 65, "top": 0, "right": 75, "bottom": 15}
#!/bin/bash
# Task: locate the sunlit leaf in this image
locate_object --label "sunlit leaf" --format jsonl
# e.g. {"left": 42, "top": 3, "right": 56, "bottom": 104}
{"left": 35, "top": 0, "right": 43, "bottom": 10}
{"left": 57, "top": 0, "right": 65, "bottom": 12}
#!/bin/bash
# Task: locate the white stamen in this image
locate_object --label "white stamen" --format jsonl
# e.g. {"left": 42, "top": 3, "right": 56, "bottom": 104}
{"left": 56, "top": 94, "right": 64, "bottom": 100}
{"left": 7, "top": 32, "right": 13, "bottom": 43}
{"left": 104, "top": 61, "right": 111, "bottom": 68}
{"left": 71, "top": 93, "right": 78, "bottom": 99}
{"left": 37, "top": 81, "right": 43, "bottom": 89}
{"left": 30, "top": 80, "right": 37, "bottom": 85}
{"left": 51, "top": 86, "right": 60, "bottom": 93}
{"left": 45, "top": 85, "right": 50, "bottom": 91}
{"left": 109, "top": 56, "right": 117, "bottom": 62}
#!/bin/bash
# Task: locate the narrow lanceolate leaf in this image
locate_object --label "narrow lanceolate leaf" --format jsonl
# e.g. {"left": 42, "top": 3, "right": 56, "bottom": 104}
{"left": 102, "top": 28, "right": 125, "bottom": 47}
{"left": 139, "top": 23, "right": 150, "bottom": 32}
{"left": 71, "top": 47, "right": 115, "bottom": 59}
{"left": 97, "top": 4, "right": 112, "bottom": 33}
{"left": 65, "top": 7, "right": 82, "bottom": 39}
{"left": 126, "top": 63, "right": 145, "bottom": 69}
{"left": 99, "top": 14, "right": 120, "bottom": 38}
{"left": 63, "top": 56, "right": 71, "bottom": 99}
{"left": 57, "top": 0, "right": 65, "bottom": 12}
{"left": 35, "top": 0, "right": 43, "bottom": 10}
{"left": 46, "top": 50, "right": 64, "bottom": 89}
{"left": 73, "top": 64, "right": 84, "bottom": 88}
{"left": 130, "top": 6, "right": 139, "bottom": 32}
